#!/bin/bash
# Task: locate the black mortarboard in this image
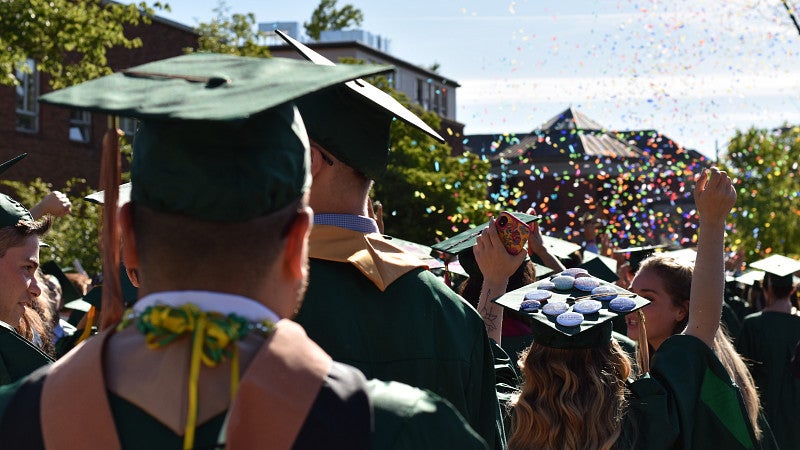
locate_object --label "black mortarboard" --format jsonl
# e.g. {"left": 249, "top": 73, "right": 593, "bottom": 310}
{"left": 750, "top": 254, "right": 800, "bottom": 288}
{"left": 613, "top": 244, "right": 670, "bottom": 273}
{"left": 430, "top": 212, "right": 540, "bottom": 257}
{"left": 275, "top": 30, "right": 444, "bottom": 180}
{"left": 84, "top": 182, "right": 132, "bottom": 207}
{"left": 40, "top": 261, "right": 83, "bottom": 305}
{"left": 494, "top": 275, "right": 648, "bottom": 349}
{"left": 39, "top": 52, "right": 393, "bottom": 222}
{"left": 0, "top": 193, "right": 34, "bottom": 228}
{"left": 579, "top": 253, "right": 619, "bottom": 283}
{"left": 0, "top": 153, "right": 26, "bottom": 177}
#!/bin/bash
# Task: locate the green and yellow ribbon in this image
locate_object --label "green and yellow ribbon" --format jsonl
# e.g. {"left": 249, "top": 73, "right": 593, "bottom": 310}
{"left": 118, "top": 303, "right": 275, "bottom": 450}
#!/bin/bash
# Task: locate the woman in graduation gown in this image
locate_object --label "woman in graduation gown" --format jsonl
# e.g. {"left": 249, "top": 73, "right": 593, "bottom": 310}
{"left": 476, "top": 168, "right": 762, "bottom": 449}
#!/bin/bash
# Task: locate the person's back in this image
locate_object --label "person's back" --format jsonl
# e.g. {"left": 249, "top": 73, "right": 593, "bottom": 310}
{"left": 277, "top": 31, "right": 500, "bottom": 446}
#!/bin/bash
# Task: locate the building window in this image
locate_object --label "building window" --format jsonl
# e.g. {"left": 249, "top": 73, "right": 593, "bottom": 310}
{"left": 440, "top": 87, "right": 449, "bottom": 118}
{"left": 119, "top": 117, "right": 138, "bottom": 137}
{"left": 15, "top": 59, "right": 39, "bottom": 133}
{"left": 69, "top": 110, "right": 92, "bottom": 143}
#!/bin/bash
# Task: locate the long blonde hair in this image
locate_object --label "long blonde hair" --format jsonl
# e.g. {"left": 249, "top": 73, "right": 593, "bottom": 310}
{"left": 637, "top": 255, "right": 762, "bottom": 440}
{"left": 509, "top": 339, "right": 632, "bottom": 450}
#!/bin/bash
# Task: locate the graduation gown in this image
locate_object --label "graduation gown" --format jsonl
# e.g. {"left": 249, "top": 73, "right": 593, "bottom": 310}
{"left": 736, "top": 311, "right": 800, "bottom": 449}
{"left": 0, "top": 320, "right": 372, "bottom": 450}
{"left": 0, "top": 321, "right": 53, "bottom": 386}
{"left": 297, "top": 225, "right": 500, "bottom": 447}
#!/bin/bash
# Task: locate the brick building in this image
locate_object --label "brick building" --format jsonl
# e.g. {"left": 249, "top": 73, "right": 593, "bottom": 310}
{"left": 0, "top": 16, "right": 198, "bottom": 190}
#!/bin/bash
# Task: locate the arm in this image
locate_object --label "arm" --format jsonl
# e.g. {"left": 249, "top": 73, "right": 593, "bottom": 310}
{"left": 29, "top": 191, "right": 71, "bottom": 219}
{"left": 526, "top": 208, "right": 566, "bottom": 273}
{"left": 473, "top": 218, "right": 527, "bottom": 343}
{"left": 684, "top": 168, "right": 736, "bottom": 347}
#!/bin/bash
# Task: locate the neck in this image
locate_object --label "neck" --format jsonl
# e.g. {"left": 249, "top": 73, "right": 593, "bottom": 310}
{"left": 762, "top": 298, "right": 792, "bottom": 313}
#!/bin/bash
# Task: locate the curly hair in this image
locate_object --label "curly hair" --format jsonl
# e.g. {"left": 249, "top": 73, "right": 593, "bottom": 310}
{"left": 508, "top": 339, "right": 632, "bottom": 450}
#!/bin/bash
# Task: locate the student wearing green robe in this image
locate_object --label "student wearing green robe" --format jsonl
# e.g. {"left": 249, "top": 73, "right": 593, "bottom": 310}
{"left": 0, "top": 188, "right": 53, "bottom": 385}
{"left": 736, "top": 254, "right": 800, "bottom": 450}
{"left": 276, "top": 31, "right": 501, "bottom": 448}
{"left": 0, "top": 53, "right": 487, "bottom": 450}
{"left": 477, "top": 168, "right": 761, "bottom": 449}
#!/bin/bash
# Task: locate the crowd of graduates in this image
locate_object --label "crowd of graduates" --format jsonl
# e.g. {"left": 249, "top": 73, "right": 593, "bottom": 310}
{"left": 0, "top": 36, "right": 798, "bottom": 450}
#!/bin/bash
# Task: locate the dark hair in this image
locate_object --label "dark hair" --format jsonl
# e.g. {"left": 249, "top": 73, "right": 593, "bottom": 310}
{"left": 132, "top": 198, "right": 303, "bottom": 286}
{"left": 0, "top": 217, "right": 52, "bottom": 257}
{"left": 764, "top": 273, "right": 795, "bottom": 299}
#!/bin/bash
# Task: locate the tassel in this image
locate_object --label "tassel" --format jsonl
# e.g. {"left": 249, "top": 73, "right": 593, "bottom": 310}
{"left": 636, "top": 309, "right": 650, "bottom": 375}
{"left": 99, "top": 117, "right": 123, "bottom": 330}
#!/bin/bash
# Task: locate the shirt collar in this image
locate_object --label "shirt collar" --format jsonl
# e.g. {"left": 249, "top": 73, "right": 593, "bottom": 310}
{"left": 133, "top": 290, "right": 280, "bottom": 323}
{"left": 314, "top": 213, "right": 379, "bottom": 234}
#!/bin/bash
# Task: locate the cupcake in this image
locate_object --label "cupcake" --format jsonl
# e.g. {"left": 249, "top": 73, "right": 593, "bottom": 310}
{"left": 556, "top": 311, "right": 584, "bottom": 327}
{"left": 609, "top": 297, "right": 637, "bottom": 312}
{"left": 590, "top": 285, "right": 618, "bottom": 301}
{"left": 551, "top": 275, "right": 575, "bottom": 290}
{"left": 520, "top": 299, "right": 541, "bottom": 312}
{"left": 573, "top": 299, "right": 602, "bottom": 315}
{"left": 573, "top": 277, "right": 600, "bottom": 292}
{"left": 524, "top": 289, "right": 553, "bottom": 302}
{"left": 542, "top": 301, "right": 569, "bottom": 316}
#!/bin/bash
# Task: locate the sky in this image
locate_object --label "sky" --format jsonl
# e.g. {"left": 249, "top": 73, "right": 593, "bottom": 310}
{"left": 142, "top": 0, "right": 800, "bottom": 159}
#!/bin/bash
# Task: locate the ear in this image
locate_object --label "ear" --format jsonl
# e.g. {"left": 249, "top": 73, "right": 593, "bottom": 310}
{"left": 309, "top": 141, "right": 326, "bottom": 177}
{"left": 281, "top": 206, "right": 312, "bottom": 282}
{"left": 118, "top": 203, "right": 139, "bottom": 282}
{"left": 675, "top": 299, "right": 690, "bottom": 323}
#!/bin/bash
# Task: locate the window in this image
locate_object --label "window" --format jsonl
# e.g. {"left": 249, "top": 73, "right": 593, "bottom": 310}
{"left": 15, "top": 59, "right": 39, "bottom": 133}
{"left": 69, "top": 110, "right": 92, "bottom": 143}
{"left": 119, "top": 117, "right": 138, "bottom": 137}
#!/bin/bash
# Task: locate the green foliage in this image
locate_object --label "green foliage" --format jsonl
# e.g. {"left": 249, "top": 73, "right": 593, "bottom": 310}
{"left": 1, "top": 178, "right": 102, "bottom": 276}
{"left": 304, "top": 0, "right": 363, "bottom": 40}
{"left": 190, "top": 0, "right": 271, "bottom": 57}
{"left": 366, "top": 77, "right": 494, "bottom": 245}
{"left": 0, "top": 0, "right": 167, "bottom": 89}
{"left": 720, "top": 126, "right": 800, "bottom": 261}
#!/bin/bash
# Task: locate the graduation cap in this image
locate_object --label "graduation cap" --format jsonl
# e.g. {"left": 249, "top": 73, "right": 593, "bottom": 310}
{"left": 750, "top": 254, "right": 800, "bottom": 288}
{"left": 493, "top": 275, "right": 649, "bottom": 349}
{"left": 40, "top": 260, "right": 84, "bottom": 306}
{"left": 0, "top": 153, "right": 26, "bottom": 177}
{"left": 275, "top": 29, "right": 445, "bottom": 180}
{"left": 0, "top": 321, "right": 53, "bottom": 384}
{"left": 0, "top": 193, "right": 34, "bottom": 228}
{"left": 613, "top": 244, "right": 670, "bottom": 273}
{"left": 659, "top": 247, "right": 698, "bottom": 266}
{"left": 579, "top": 253, "right": 619, "bottom": 283}
{"left": 728, "top": 269, "right": 765, "bottom": 287}
{"left": 84, "top": 182, "right": 132, "bottom": 207}
{"left": 39, "top": 52, "right": 394, "bottom": 222}
{"left": 64, "top": 265, "right": 139, "bottom": 326}
{"left": 430, "top": 212, "right": 550, "bottom": 281}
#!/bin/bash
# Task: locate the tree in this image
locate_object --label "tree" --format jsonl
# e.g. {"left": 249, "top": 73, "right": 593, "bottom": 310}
{"left": 304, "top": 0, "right": 363, "bottom": 41}
{"left": 1, "top": 178, "right": 103, "bottom": 276}
{"left": 365, "top": 75, "right": 494, "bottom": 245}
{"left": 0, "top": 0, "right": 166, "bottom": 89}
{"left": 189, "top": 1, "right": 271, "bottom": 57}
{"left": 720, "top": 126, "right": 800, "bottom": 260}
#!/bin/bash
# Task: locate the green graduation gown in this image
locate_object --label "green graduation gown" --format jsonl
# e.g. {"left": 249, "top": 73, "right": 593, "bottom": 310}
{"left": 736, "top": 311, "right": 800, "bottom": 449}
{"left": 0, "top": 321, "right": 52, "bottom": 386}
{"left": 297, "top": 225, "right": 500, "bottom": 448}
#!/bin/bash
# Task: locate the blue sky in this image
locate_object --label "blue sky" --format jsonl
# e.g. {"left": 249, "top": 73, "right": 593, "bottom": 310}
{"left": 143, "top": 0, "right": 800, "bottom": 158}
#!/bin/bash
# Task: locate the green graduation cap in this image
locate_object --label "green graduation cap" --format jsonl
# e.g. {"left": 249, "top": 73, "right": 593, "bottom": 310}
{"left": 40, "top": 261, "right": 84, "bottom": 306}
{"left": 613, "top": 244, "right": 670, "bottom": 273}
{"left": 493, "top": 275, "right": 648, "bottom": 349}
{"left": 750, "top": 254, "right": 800, "bottom": 288}
{"left": 0, "top": 153, "right": 26, "bottom": 177}
{"left": 84, "top": 182, "right": 132, "bottom": 207}
{"left": 430, "top": 212, "right": 551, "bottom": 280}
{"left": 0, "top": 193, "right": 34, "bottom": 228}
{"left": 579, "top": 253, "right": 619, "bottom": 283}
{"left": 381, "top": 235, "right": 445, "bottom": 270}
{"left": 39, "top": 52, "right": 394, "bottom": 222}
{"left": 275, "top": 30, "right": 444, "bottom": 180}
{"left": 0, "top": 321, "right": 53, "bottom": 385}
